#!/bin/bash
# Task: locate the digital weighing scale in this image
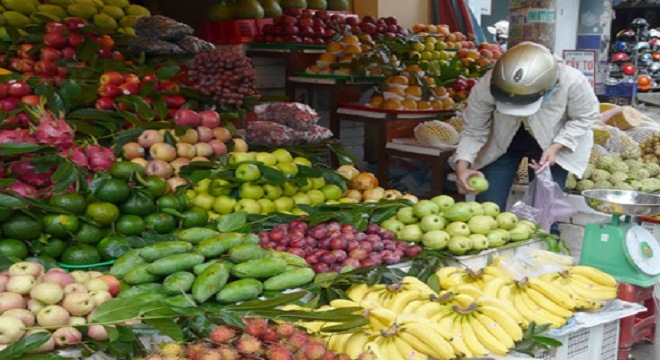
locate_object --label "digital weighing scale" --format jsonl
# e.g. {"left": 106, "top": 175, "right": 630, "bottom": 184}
{"left": 580, "top": 190, "right": 660, "bottom": 287}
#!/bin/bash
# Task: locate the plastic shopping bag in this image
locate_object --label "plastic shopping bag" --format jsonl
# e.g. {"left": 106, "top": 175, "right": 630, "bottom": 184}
{"left": 510, "top": 167, "right": 577, "bottom": 231}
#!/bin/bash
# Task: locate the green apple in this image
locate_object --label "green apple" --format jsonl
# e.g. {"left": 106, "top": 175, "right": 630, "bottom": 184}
{"left": 481, "top": 202, "right": 500, "bottom": 217}
{"left": 273, "top": 197, "right": 294, "bottom": 212}
{"left": 424, "top": 42, "right": 435, "bottom": 51}
{"left": 282, "top": 181, "right": 298, "bottom": 196}
{"left": 293, "top": 156, "right": 312, "bottom": 167}
{"left": 257, "top": 199, "right": 276, "bottom": 214}
{"left": 430, "top": 195, "right": 455, "bottom": 211}
{"left": 234, "top": 198, "right": 261, "bottom": 214}
{"left": 311, "top": 177, "right": 326, "bottom": 189}
{"left": 262, "top": 184, "right": 283, "bottom": 199}
{"left": 209, "top": 179, "right": 232, "bottom": 196}
{"left": 228, "top": 152, "right": 254, "bottom": 166}
{"left": 413, "top": 200, "right": 440, "bottom": 218}
{"left": 396, "top": 207, "right": 419, "bottom": 225}
{"left": 298, "top": 179, "right": 314, "bottom": 192}
{"left": 276, "top": 162, "right": 299, "bottom": 178}
{"left": 496, "top": 212, "right": 518, "bottom": 230}
{"left": 445, "top": 221, "right": 471, "bottom": 237}
{"left": 191, "top": 193, "right": 214, "bottom": 210}
{"left": 421, "top": 51, "right": 433, "bottom": 60}
{"left": 420, "top": 214, "right": 445, "bottom": 232}
{"left": 422, "top": 230, "right": 450, "bottom": 250}
{"left": 212, "top": 195, "right": 237, "bottom": 214}
{"left": 307, "top": 189, "right": 325, "bottom": 205}
{"left": 255, "top": 152, "right": 277, "bottom": 167}
{"left": 238, "top": 182, "right": 265, "bottom": 200}
{"left": 447, "top": 236, "right": 473, "bottom": 255}
{"left": 292, "top": 192, "right": 311, "bottom": 206}
{"left": 235, "top": 163, "right": 261, "bottom": 181}
{"left": 470, "top": 234, "right": 489, "bottom": 250}
{"left": 468, "top": 215, "right": 494, "bottom": 235}
{"left": 381, "top": 217, "right": 405, "bottom": 233}
{"left": 338, "top": 198, "right": 359, "bottom": 203}
{"left": 398, "top": 224, "right": 423, "bottom": 242}
{"left": 193, "top": 178, "right": 212, "bottom": 193}
{"left": 467, "top": 176, "right": 489, "bottom": 193}
{"left": 271, "top": 148, "right": 293, "bottom": 163}
{"left": 320, "top": 184, "right": 343, "bottom": 201}
{"left": 412, "top": 42, "right": 425, "bottom": 52}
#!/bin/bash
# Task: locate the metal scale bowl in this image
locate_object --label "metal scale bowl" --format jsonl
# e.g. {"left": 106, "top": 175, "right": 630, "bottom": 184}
{"left": 580, "top": 190, "right": 660, "bottom": 287}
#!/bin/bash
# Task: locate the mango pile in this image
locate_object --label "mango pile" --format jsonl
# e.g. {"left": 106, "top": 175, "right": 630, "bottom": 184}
{"left": 0, "top": 0, "right": 150, "bottom": 35}
{"left": 110, "top": 228, "right": 316, "bottom": 306}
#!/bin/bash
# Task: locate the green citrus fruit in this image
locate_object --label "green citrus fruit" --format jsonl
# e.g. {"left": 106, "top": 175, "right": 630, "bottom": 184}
{"left": 143, "top": 175, "right": 167, "bottom": 199}
{"left": 43, "top": 214, "right": 80, "bottom": 238}
{"left": 0, "top": 207, "right": 13, "bottom": 222}
{"left": 97, "top": 235, "right": 131, "bottom": 261}
{"left": 157, "top": 195, "right": 184, "bottom": 212}
{"left": 119, "top": 192, "right": 155, "bottom": 217}
{"left": 74, "top": 223, "right": 104, "bottom": 244}
{"left": 116, "top": 215, "right": 146, "bottom": 236}
{"left": 31, "top": 238, "right": 66, "bottom": 258}
{"left": 61, "top": 244, "right": 102, "bottom": 265}
{"left": 85, "top": 202, "right": 120, "bottom": 226}
{"left": 144, "top": 213, "right": 177, "bottom": 234}
{"left": 1, "top": 214, "right": 43, "bottom": 240}
{"left": 109, "top": 161, "right": 146, "bottom": 180}
{"left": 37, "top": 255, "right": 58, "bottom": 265}
{"left": 49, "top": 192, "right": 87, "bottom": 214}
{"left": 181, "top": 207, "right": 209, "bottom": 229}
{"left": 0, "top": 239, "right": 29, "bottom": 259}
{"left": 95, "top": 178, "right": 131, "bottom": 204}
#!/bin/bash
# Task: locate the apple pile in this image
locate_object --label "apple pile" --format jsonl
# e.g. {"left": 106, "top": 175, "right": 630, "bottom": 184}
{"left": 258, "top": 220, "right": 422, "bottom": 273}
{"left": 188, "top": 149, "right": 345, "bottom": 218}
{"left": 411, "top": 23, "right": 476, "bottom": 50}
{"left": 335, "top": 164, "right": 419, "bottom": 204}
{"left": 145, "top": 318, "right": 354, "bottom": 360}
{"left": 5, "top": 18, "right": 122, "bottom": 81}
{"left": 95, "top": 71, "right": 183, "bottom": 112}
{"left": 0, "top": 262, "right": 120, "bottom": 352}
{"left": 258, "top": 8, "right": 340, "bottom": 46}
{"left": 380, "top": 196, "right": 537, "bottom": 256}
{"left": 121, "top": 109, "right": 247, "bottom": 191}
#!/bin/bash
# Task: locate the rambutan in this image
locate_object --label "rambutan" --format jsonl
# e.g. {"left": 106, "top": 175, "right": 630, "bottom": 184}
{"left": 287, "top": 332, "right": 309, "bottom": 350}
{"left": 307, "top": 336, "right": 326, "bottom": 346}
{"left": 335, "top": 353, "right": 351, "bottom": 360}
{"left": 209, "top": 326, "right": 236, "bottom": 344}
{"left": 322, "top": 350, "right": 336, "bottom": 360}
{"left": 276, "top": 322, "right": 296, "bottom": 338}
{"left": 216, "top": 345, "right": 240, "bottom": 360}
{"left": 185, "top": 343, "right": 211, "bottom": 360}
{"left": 262, "top": 328, "right": 280, "bottom": 343}
{"left": 198, "top": 349, "right": 223, "bottom": 360}
{"left": 236, "top": 334, "right": 263, "bottom": 356}
{"left": 244, "top": 317, "right": 269, "bottom": 339}
{"left": 269, "top": 348, "right": 294, "bottom": 360}
{"left": 302, "top": 343, "right": 326, "bottom": 360}
{"left": 159, "top": 342, "right": 183, "bottom": 357}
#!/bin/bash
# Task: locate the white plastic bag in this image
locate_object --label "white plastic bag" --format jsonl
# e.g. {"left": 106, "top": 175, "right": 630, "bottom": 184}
{"left": 510, "top": 167, "right": 578, "bottom": 231}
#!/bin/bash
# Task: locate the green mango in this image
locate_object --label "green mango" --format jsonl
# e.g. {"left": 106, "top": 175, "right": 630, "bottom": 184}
{"left": 93, "top": 13, "right": 117, "bottom": 30}
{"left": 117, "top": 26, "right": 134, "bottom": 35}
{"left": 119, "top": 14, "right": 138, "bottom": 27}
{"left": 101, "top": 5, "right": 124, "bottom": 19}
{"left": 3, "top": 11, "right": 31, "bottom": 27}
{"left": 104, "top": 0, "right": 129, "bottom": 8}
{"left": 77, "top": 0, "right": 104, "bottom": 8}
{"left": 31, "top": 12, "right": 61, "bottom": 24}
{"left": 37, "top": 4, "right": 68, "bottom": 19}
{"left": 125, "top": 4, "right": 150, "bottom": 17}
{"left": 48, "top": 0, "right": 75, "bottom": 6}
{"left": 67, "top": 3, "right": 98, "bottom": 19}
{"left": 1, "top": 0, "right": 37, "bottom": 15}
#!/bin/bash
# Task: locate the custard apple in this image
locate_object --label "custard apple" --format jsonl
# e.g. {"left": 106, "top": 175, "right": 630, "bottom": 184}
{"left": 609, "top": 172, "right": 629, "bottom": 184}
{"left": 576, "top": 179, "right": 595, "bottom": 192}
{"left": 591, "top": 169, "right": 611, "bottom": 182}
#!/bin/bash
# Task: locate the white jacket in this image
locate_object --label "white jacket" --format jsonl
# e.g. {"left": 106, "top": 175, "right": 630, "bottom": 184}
{"left": 451, "top": 62, "right": 599, "bottom": 177}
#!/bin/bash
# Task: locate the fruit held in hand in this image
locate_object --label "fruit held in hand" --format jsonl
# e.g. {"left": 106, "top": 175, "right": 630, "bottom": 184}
{"left": 467, "top": 175, "right": 489, "bottom": 193}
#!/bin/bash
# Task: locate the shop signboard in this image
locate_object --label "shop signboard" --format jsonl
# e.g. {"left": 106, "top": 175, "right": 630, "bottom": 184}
{"left": 563, "top": 50, "right": 597, "bottom": 90}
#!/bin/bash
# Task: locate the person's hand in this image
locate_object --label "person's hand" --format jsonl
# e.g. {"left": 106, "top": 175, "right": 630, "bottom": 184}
{"left": 539, "top": 143, "right": 564, "bottom": 167}
{"left": 456, "top": 160, "right": 484, "bottom": 194}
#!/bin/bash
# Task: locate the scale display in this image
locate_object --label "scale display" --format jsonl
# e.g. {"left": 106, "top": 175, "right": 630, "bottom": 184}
{"left": 624, "top": 226, "right": 660, "bottom": 276}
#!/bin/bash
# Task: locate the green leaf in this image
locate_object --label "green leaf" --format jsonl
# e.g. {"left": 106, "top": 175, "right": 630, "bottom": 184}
{"left": 118, "top": 109, "right": 140, "bottom": 125}
{"left": 259, "top": 165, "right": 286, "bottom": 185}
{"left": 0, "top": 332, "right": 50, "bottom": 360}
{"left": 117, "top": 95, "right": 154, "bottom": 122}
{"left": 0, "top": 194, "right": 28, "bottom": 209}
{"left": 91, "top": 297, "right": 149, "bottom": 323}
{"left": 164, "top": 130, "right": 177, "bottom": 147}
{"left": 58, "top": 82, "right": 82, "bottom": 102}
{"left": 156, "top": 66, "right": 181, "bottom": 80}
{"left": 0, "top": 142, "right": 49, "bottom": 156}
{"left": 533, "top": 336, "right": 563, "bottom": 347}
{"left": 223, "top": 291, "right": 307, "bottom": 311}
{"left": 144, "top": 318, "right": 184, "bottom": 341}
{"left": 217, "top": 211, "right": 248, "bottom": 233}
{"left": 152, "top": 96, "right": 169, "bottom": 121}
{"left": 67, "top": 109, "right": 123, "bottom": 122}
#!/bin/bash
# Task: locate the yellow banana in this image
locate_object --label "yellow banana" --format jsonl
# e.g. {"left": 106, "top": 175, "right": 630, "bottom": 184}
{"left": 527, "top": 277, "right": 576, "bottom": 309}
{"left": 436, "top": 266, "right": 462, "bottom": 286}
{"left": 449, "top": 315, "right": 473, "bottom": 359}
{"left": 568, "top": 275, "right": 618, "bottom": 300}
{"left": 402, "top": 276, "right": 436, "bottom": 294}
{"left": 399, "top": 324, "right": 455, "bottom": 360}
{"left": 401, "top": 299, "right": 425, "bottom": 314}
{"left": 344, "top": 331, "right": 372, "bottom": 359}
{"left": 473, "top": 312, "right": 515, "bottom": 349}
{"left": 569, "top": 266, "right": 617, "bottom": 287}
{"left": 392, "top": 334, "right": 426, "bottom": 360}
{"left": 451, "top": 293, "right": 476, "bottom": 308}
{"left": 347, "top": 283, "right": 373, "bottom": 303}
{"left": 330, "top": 299, "right": 362, "bottom": 309}
{"left": 526, "top": 287, "right": 574, "bottom": 318}
{"left": 460, "top": 314, "right": 488, "bottom": 356}
{"left": 395, "top": 313, "right": 453, "bottom": 340}
{"left": 368, "top": 308, "right": 397, "bottom": 330}
{"left": 483, "top": 265, "right": 512, "bottom": 279}
{"left": 483, "top": 277, "right": 507, "bottom": 298}
{"left": 468, "top": 313, "right": 510, "bottom": 355}
{"left": 569, "top": 273, "right": 617, "bottom": 292}
{"left": 572, "top": 297, "right": 602, "bottom": 311}
{"left": 566, "top": 280, "right": 617, "bottom": 302}
{"left": 496, "top": 282, "right": 515, "bottom": 306}
{"left": 518, "top": 288, "right": 566, "bottom": 328}
{"left": 377, "top": 337, "right": 404, "bottom": 360}
{"left": 413, "top": 301, "right": 446, "bottom": 318}
{"left": 477, "top": 305, "right": 523, "bottom": 341}
{"left": 477, "top": 296, "right": 524, "bottom": 324}
{"left": 386, "top": 290, "right": 426, "bottom": 314}
{"left": 539, "top": 272, "right": 560, "bottom": 283}
{"left": 434, "top": 311, "right": 456, "bottom": 330}
{"left": 397, "top": 330, "right": 443, "bottom": 359}
{"left": 361, "top": 299, "right": 385, "bottom": 310}
{"left": 453, "top": 284, "right": 484, "bottom": 299}
{"left": 327, "top": 332, "right": 353, "bottom": 354}
{"left": 364, "top": 341, "right": 386, "bottom": 360}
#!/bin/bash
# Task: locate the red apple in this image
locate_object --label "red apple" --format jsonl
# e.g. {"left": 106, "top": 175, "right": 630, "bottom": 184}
{"left": 46, "top": 22, "right": 66, "bottom": 34}
{"left": 123, "top": 73, "right": 140, "bottom": 84}
{"left": 199, "top": 110, "right": 221, "bottom": 128}
{"left": 299, "top": 18, "right": 313, "bottom": 27}
{"left": 159, "top": 81, "right": 180, "bottom": 92}
{"left": 60, "top": 47, "right": 76, "bottom": 60}
{"left": 17, "top": 44, "right": 34, "bottom": 59}
{"left": 0, "top": 83, "right": 7, "bottom": 99}
{"left": 65, "top": 18, "right": 86, "bottom": 32}
{"left": 20, "top": 95, "right": 40, "bottom": 106}
{"left": 7, "top": 81, "right": 31, "bottom": 97}
{"left": 284, "top": 25, "right": 299, "bottom": 36}
{"left": 0, "top": 97, "right": 20, "bottom": 112}
{"left": 44, "top": 33, "right": 68, "bottom": 49}
{"left": 97, "top": 275, "right": 120, "bottom": 296}
{"left": 162, "top": 95, "right": 186, "bottom": 108}
{"left": 119, "top": 82, "right": 140, "bottom": 95}
{"left": 97, "top": 84, "right": 122, "bottom": 98}
{"left": 35, "top": 60, "right": 58, "bottom": 76}
{"left": 95, "top": 97, "right": 115, "bottom": 110}
{"left": 99, "top": 71, "right": 123, "bottom": 86}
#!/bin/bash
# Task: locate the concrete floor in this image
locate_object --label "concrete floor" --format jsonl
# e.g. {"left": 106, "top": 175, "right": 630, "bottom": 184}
{"left": 630, "top": 341, "right": 655, "bottom": 360}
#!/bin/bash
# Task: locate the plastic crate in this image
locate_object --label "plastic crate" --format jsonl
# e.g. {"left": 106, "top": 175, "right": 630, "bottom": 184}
{"left": 603, "top": 82, "right": 637, "bottom": 98}
{"left": 201, "top": 18, "right": 273, "bottom": 45}
{"left": 534, "top": 320, "right": 620, "bottom": 360}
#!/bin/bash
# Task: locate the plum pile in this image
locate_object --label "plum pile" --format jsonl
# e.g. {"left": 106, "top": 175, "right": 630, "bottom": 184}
{"left": 258, "top": 221, "right": 422, "bottom": 273}
{"left": 187, "top": 48, "right": 261, "bottom": 107}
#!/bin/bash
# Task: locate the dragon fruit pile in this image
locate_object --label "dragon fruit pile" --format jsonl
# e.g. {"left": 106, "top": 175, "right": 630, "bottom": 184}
{"left": 0, "top": 80, "right": 115, "bottom": 198}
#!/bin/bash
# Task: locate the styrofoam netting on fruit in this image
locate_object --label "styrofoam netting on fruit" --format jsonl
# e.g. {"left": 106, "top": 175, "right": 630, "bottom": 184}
{"left": 414, "top": 120, "right": 460, "bottom": 147}
{"left": 601, "top": 124, "right": 640, "bottom": 159}
{"left": 625, "top": 121, "right": 660, "bottom": 143}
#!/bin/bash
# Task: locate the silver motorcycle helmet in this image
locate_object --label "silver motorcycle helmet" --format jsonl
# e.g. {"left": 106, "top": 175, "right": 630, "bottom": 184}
{"left": 490, "top": 42, "right": 559, "bottom": 116}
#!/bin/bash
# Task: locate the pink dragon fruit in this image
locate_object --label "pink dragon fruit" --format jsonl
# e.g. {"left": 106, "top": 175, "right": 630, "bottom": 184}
{"left": 0, "top": 129, "right": 37, "bottom": 143}
{"left": 59, "top": 146, "right": 89, "bottom": 168}
{"left": 35, "top": 118, "right": 74, "bottom": 148}
{"left": 86, "top": 144, "right": 116, "bottom": 172}
{"left": 5, "top": 181, "right": 38, "bottom": 198}
{"left": 10, "top": 161, "right": 52, "bottom": 188}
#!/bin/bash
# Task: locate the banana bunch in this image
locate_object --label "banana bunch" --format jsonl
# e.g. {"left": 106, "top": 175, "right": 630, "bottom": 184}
{"left": 347, "top": 276, "right": 436, "bottom": 314}
{"left": 540, "top": 265, "right": 617, "bottom": 303}
{"left": 434, "top": 265, "right": 511, "bottom": 290}
{"left": 505, "top": 278, "right": 574, "bottom": 328}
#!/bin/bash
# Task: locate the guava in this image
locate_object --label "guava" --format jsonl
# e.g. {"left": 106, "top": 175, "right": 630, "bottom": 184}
{"left": 447, "top": 236, "right": 473, "bottom": 255}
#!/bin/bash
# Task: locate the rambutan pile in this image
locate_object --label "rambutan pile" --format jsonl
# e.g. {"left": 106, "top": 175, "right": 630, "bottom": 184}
{"left": 144, "top": 318, "right": 352, "bottom": 360}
